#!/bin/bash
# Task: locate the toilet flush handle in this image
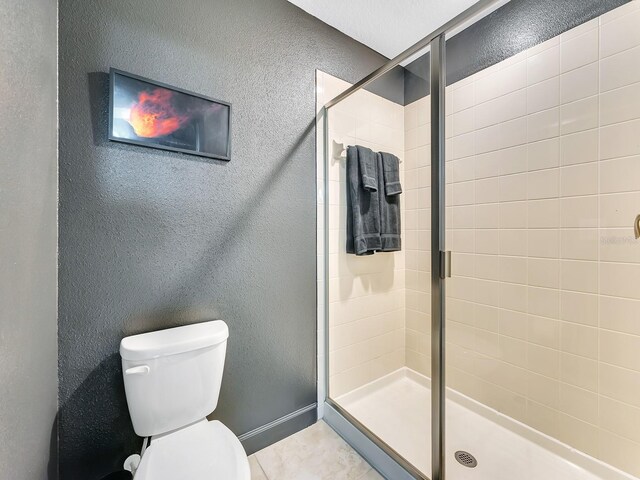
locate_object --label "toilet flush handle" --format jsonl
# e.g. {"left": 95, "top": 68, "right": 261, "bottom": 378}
{"left": 125, "top": 365, "right": 150, "bottom": 376}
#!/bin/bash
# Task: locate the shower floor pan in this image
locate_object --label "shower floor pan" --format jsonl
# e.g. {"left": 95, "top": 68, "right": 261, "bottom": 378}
{"left": 336, "top": 368, "right": 636, "bottom": 480}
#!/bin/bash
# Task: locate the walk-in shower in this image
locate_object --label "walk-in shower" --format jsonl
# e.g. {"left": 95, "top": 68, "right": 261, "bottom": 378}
{"left": 317, "top": 0, "right": 640, "bottom": 479}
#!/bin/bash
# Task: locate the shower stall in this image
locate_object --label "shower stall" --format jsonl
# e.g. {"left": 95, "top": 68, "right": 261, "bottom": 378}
{"left": 317, "top": 0, "right": 640, "bottom": 479}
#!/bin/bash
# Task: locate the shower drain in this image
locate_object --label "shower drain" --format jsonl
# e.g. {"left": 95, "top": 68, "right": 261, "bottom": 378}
{"left": 455, "top": 450, "right": 478, "bottom": 468}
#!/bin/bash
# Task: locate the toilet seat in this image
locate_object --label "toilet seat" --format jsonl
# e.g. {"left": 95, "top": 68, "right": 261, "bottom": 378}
{"left": 134, "top": 419, "right": 251, "bottom": 480}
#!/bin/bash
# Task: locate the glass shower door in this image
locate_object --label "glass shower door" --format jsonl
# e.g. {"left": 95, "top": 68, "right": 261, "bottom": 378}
{"left": 321, "top": 52, "right": 432, "bottom": 478}
{"left": 443, "top": 3, "right": 640, "bottom": 479}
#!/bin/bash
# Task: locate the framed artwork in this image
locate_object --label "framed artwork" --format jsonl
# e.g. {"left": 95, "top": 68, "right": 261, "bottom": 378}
{"left": 109, "top": 68, "right": 231, "bottom": 160}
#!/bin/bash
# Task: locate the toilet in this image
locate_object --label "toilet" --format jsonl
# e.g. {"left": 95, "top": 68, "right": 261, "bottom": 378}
{"left": 120, "top": 320, "right": 251, "bottom": 479}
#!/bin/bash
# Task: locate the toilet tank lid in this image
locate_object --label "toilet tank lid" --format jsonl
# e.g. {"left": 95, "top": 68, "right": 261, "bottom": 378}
{"left": 120, "top": 320, "right": 229, "bottom": 361}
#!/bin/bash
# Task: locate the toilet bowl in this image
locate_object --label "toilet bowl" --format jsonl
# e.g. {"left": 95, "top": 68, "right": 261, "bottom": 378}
{"left": 120, "top": 320, "right": 250, "bottom": 480}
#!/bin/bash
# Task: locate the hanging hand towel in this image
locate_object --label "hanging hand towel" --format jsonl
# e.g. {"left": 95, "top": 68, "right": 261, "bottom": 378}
{"left": 378, "top": 152, "right": 402, "bottom": 252}
{"left": 381, "top": 152, "right": 402, "bottom": 196}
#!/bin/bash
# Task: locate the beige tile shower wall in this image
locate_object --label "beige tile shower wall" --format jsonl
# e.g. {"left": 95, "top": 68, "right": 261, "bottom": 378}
{"left": 398, "top": 2, "right": 640, "bottom": 476}
{"left": 317, "top": 72, "right": 406, "bottom": 399}
{"left": 403, "top": 97, "right": 433, "bottom": 375}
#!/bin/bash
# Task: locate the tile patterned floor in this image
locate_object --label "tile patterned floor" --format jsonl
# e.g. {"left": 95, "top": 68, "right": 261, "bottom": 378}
{"left": 249, "top": 421, "right": 384, "bottom": 480}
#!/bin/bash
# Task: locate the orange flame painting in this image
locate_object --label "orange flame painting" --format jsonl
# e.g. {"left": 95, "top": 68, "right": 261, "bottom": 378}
{"left": 128, "top": 88, "right": 189, "bottom": 138}
{"left": 110, "top": 69, "right": 231, "bottom": 160}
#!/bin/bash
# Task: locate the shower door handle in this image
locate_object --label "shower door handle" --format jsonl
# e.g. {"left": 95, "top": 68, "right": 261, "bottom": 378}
{"left": 439, "top": 250, "right": 452, "bottom": 279}
{"left": 635, "top": 214, "right": 640, "bottom": 239}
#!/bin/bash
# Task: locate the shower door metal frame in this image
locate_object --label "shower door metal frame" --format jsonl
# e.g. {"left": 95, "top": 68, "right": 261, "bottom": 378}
{"left": 321, "top": 1, "right": 499, "bottom": 478}
{"left": 430, "top": 33, "right": 447, "bottom": 480}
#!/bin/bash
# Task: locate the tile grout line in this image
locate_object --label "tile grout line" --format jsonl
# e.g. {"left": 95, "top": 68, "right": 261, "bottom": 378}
{"left": 596, "top": 13, "right": 602, "bottom": 454}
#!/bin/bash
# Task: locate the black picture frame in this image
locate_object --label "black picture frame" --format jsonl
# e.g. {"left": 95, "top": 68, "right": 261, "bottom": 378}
{"left": 108, "top": 68, "right": 232, "bottom": 161}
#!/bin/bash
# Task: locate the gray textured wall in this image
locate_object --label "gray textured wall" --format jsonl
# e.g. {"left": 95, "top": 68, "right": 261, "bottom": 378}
{"left": 0, "top": 0, "right": 58, "bottom": 478}
{"left": 404, "top": 0, "right": 629, "bottom": 104}
{"left": 57, "top": 0, "right": 392, "bottom": 478}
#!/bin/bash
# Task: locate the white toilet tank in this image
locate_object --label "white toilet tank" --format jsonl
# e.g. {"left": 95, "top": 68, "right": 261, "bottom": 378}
{"left": 120, "top": 320, "right": 229, "bottom": 437}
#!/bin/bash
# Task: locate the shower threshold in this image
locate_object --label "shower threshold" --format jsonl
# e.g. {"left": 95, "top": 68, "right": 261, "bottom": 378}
{"left": 335, "top": 368, "right": 636, "bottom": 480}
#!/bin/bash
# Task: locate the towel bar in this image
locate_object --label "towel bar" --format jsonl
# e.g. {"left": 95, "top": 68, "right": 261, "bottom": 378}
{"left": 332, "top": 140, "right": 402, "bottom": 163}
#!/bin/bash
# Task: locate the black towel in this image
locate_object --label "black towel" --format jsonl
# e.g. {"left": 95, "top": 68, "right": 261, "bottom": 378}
{"left": 378, "top": 152, "right": 402, "bottom": 252}
{"left": 346, "top": 146, "right": 381, "bottom": 255}
{"left": 381, "top": 152, "right": 402, "bottom": 196}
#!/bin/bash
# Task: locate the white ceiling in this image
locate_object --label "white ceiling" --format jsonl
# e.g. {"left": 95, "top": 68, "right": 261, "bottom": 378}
{"left": 287, "top": 0, "right": 485, "bottom": 59}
